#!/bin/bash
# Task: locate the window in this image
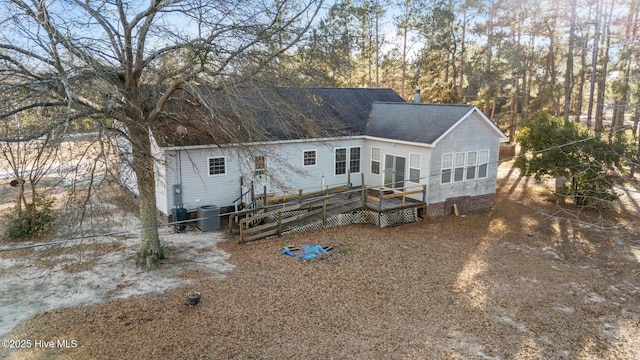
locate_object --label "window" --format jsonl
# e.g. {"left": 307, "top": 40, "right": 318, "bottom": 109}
{"left": 349, "top": 147, "right": 361, "bottom": 173}
{"left": 478, "top": 149, "right": 489, "bottom": 178}
{"left": 454, "top": 152, "right": 465, "bottom": 182}
{"left": 303, "top": 150, "right": 316, "bottom": 166}
{"left": 335, "top": 147, "right": 360, "bottom": 175}
{"left": 409, "top": 153, "right": 421, "bottom": 183}
{"left": 208, "top": 156, "right": 225, "bottom": 175}
{"left": 254, "top": 155, "right": 266, "bottom": 175}
{"left": 371, "top": 147, "right": 381, "bottom": 175}
{"left": 441, "top": 153, "right": 453, "bottom": 183}
{"left": 442, "top": 149, "right": 489, "bottom": 183}
{"left": 466, "top": 151, "right": 477, "bottom": 180}
{"left": 335, "top": 148, "right": 347, "bottom": 175}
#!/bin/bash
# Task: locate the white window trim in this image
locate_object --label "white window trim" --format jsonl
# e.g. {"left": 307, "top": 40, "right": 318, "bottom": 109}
{"left": 207, "top": 156, "right": 226, "bottom": 176}
{"left": 302, "top": 149, "right": 317, "bottom": 167}
{"left": 441, "top": 149, "right": 490, "bottom": 184}
{"left": 441, "top": 153, "right": 453, "bottom": 184}
{"left": 453, "top": 152, "right": 466, "bottom": 182}
{"left": 409, "top": 153, "right": 421, "bottom": 183}
{"left": 371, "top": 146, "right": 381, "bottom": 175}
{"left": 335, "top": 147, "right": 347, "bottom": 176}
{"left": 478, "top": 149, "right": 490, "bottom": 179}
{"left": 254, "top": 155, "right": 267, "bottom": 175}
{"left": 335, "top": 146, "right": 362, "bottom": 176}
{"left": 349, "top": 146, "right": 362, "bottom": 174}
{"left": 466, "top": 150, "right": 478, "bottom": 180}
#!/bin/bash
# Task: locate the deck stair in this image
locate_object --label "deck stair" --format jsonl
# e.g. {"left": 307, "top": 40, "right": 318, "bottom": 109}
{"left": 238, "top": 194, "right": 361, "bottom": 243}
{"left": 244, "top": 194, "right": 266, "bottom": 228}
{"left": 232, "top": 183, "right": 428, "bottom": 243}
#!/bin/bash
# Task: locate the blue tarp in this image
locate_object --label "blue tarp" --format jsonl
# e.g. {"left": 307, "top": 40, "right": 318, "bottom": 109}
{"left": 281, "top": 245, "right": 328, "bottom": 260}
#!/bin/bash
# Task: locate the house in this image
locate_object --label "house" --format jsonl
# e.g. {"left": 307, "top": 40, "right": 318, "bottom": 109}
{"left": 118, "top": 87, "right": 507, "bottom": 221}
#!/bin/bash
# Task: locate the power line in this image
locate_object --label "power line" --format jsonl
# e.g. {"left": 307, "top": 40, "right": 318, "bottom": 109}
{"left": 0, "top": 217, "right": 205, "bottom": 253}
{"left": 414, "top": 125, "right": 632, "bottom": 183}
{"left": 0, "top": 127, "right": 634, "bottom": 253}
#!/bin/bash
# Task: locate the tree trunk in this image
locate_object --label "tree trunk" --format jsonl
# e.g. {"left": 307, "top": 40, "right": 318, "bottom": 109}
{"left": 587, "top": 0, "right": 602, "bottom": 128}
{"left": 458, "top": 8, "right": 466, "bottom": 102}
{"left": 611, "top": 4, "right": 636, "bottom": 129}
{"left": 575, "top": 36, "right": 587, "bottom": 122}
{"left": 595, "top": 0, "right": 615, "bottom": 130}
{"left": 563, "top": 0, "right": 577, "bottom": 121}
{"left": 29, "top": 180, "right": 37, "bottom": 230}
{"left": 481, "top": 1, "right": 497, "bottom": 116}
{"left": 522, "top": 34, "right": 534, "bottom": 118}
{"left": 509, "top": 76, "right": 519, "bottom": 144}
{"left": 17, "top": 180, "right": 26, "bottom": 214}
{"left": 632, "top": 107, "right": 640, "bottom": 176}
{"left": 547, "top": 24, "right": 561, "bottom": 116}
{"left": 129, "top": 124, "right": 164, "bottom": 268}
{"left": 375, "top": 8, "right": 380, "bottom": 88}
{"left": 401, "top": 24, "right": 408, "bottom": 99}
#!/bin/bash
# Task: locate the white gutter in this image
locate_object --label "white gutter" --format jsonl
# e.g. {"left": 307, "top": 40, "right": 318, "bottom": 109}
{"left": 160, "top": 134, "right": 435, "bottom": 151}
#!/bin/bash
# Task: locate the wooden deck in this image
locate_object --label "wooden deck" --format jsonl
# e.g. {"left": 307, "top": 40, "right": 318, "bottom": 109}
{"left": 365, "top": 196, "right": 425, "bottom": 212}
{"left": 364, "top": 185, "right": 427, "bottom": 212}
{"left": 233, "top": 185, "right": 427, "bottom": 243}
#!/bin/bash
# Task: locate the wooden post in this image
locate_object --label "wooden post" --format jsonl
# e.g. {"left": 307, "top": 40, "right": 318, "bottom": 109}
{"left": 422, "top": 185, "right": 427, "bottom": 203}
{"left": 228, "top": 214, "right": 234, "bottom": 234}
{"left": 322, "top": 197, "right": 327, "bottom": 227}
{"left": 360, "top": 173, "right": 366, "bottom": 210}
{"left": 299, "top": 189, "right": 303, "bottom": 204}
{"left": 277, "top": 212, "right": 282, "bottom": 237}
{"left": 378, "top": 190, "right": 383, "bottom": 211}
{"left": 420, "top": 184, "right": 428, "bottom": 219}
{"left": 239, "top": 220, "right": 244, "bottom": 243}
{"left": 263, "top": 185, "right": 267, "bottom": 206}
{"left": 402, "top": 188, "right": 406, "bottom": 207}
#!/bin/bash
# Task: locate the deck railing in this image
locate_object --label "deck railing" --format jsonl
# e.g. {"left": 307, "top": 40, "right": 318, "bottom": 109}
{"left": 239, "top": 171, "right": 364, "bottom": 206}
{"left": 366, "top": 184, "right": 427, "bottom": 211}
{"left": 237, "top": 190, "right": 363, "bottom": 243}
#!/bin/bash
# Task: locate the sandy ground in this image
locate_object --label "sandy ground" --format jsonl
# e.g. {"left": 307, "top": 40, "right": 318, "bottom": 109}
{"left": 0, "top": 225, "right": 234, "bottom": 339}
{"left": 0, "top": 160, "right": 639, "bottom": 359}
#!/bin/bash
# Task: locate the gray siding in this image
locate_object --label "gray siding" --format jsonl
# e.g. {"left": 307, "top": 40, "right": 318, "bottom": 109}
{"left": 143, "top": 105, "right": 505, "bottom": 216}
{"left": 363, "top": 139, "right": 432, "bottom": 200}
{"left": 116, "top": 135, "right": 138, "bottom": 196}
{"left": 427, "top": 112, "right": 502, "bottom": 204}
{"left": 151, "top": 135, "right": 168, "bottom": 216}
{"left": 162, "top": 138, "right": 366, "bottom": 214}
{"left": 164, "top": 147, "right": 243, "bottom": 213}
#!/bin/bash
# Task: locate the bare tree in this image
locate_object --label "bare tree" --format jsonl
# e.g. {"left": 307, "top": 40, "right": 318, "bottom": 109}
{"left": 0, "top": 117, "right": 58, "bottom": 236}
{"left": 0, "top": 0, "right": 322, "bottom": 268}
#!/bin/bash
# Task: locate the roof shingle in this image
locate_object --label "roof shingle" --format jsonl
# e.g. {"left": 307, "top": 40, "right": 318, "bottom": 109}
{"left": 152, "top": 87, "right": 406, "bottom": 147}
{"left": 367, "top": 103, "right": 474, "bottom": 144}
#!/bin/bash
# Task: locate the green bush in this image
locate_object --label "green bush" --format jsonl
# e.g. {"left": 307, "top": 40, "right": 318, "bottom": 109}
{"left": 6, "top": 196, "right": 56, "bottom": 238}
{"left": 515, "top": 113, "right": 632, "bottom": 206}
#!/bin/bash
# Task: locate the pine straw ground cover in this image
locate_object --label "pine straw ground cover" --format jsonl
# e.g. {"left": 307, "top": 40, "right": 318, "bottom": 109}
{"left": 3, "top": 165, "right": 640, "bottom": 359}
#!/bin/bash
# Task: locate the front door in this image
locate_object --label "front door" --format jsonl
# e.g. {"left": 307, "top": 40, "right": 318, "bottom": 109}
{"left": 384, "top": 155, "right": 406, "bottom": 188}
